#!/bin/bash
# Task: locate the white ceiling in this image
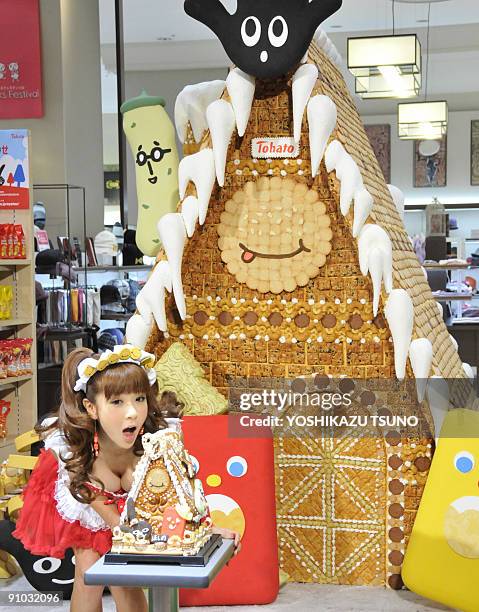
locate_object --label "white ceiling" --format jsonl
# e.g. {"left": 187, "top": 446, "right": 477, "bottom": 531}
{"left": 99, "top": 0, "right": 479, "bottom": 115}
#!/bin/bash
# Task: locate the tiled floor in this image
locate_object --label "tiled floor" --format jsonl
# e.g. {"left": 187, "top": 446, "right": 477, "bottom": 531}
{"left": 0, "top": 574, "right": 453, "bottom": 611}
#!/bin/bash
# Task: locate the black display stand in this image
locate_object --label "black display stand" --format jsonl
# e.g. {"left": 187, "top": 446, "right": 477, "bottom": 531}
{"left": 104, "top": 534, "right": 222, "bottom": 567}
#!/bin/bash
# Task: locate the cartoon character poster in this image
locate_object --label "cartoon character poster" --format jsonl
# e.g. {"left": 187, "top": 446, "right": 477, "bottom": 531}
{"left": 0, "top": 0, "right": 43, "bottom": 119}
{"left": 0, "top": 130, "right": 30, "bottom": 210}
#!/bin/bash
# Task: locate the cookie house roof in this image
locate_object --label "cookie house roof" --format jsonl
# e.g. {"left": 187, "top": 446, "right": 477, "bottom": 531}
{"left": 129, "top": 29, "right": 468, "bottom": 395}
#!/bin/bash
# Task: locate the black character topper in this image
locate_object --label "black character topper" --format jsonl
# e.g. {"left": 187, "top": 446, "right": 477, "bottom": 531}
{"left": 184, "top": 0, "right": 342, "bottom": 79}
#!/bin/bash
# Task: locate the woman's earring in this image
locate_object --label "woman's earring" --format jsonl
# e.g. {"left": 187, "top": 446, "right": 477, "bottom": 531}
{"left": 93, "top": 422, "right": 99, "bottom": 458}
{"left": 139, "top": 426, "right": 144, "bottom": 435}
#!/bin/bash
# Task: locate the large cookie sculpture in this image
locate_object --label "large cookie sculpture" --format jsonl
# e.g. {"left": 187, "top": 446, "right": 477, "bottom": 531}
{"left": 125, "top": 0, "right": 471, "bottom": 589}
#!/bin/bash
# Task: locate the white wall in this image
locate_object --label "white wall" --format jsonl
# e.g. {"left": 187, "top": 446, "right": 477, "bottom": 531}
{"left": 60, "top": 0, "right": 104, "bottom": 239}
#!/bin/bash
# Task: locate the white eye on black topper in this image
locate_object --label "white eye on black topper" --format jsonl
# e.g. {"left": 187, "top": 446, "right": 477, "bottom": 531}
{"left": 241, "top": 16, "right": 261, "bottom": 47}
{"left": 227, "top": 455, "right": 248, "bottom": 477}
{"left": 268, "top": 16, "right": 288, "bottom": 48}
{"left": 33, "top": 557, "right": 62, "bottom": 574}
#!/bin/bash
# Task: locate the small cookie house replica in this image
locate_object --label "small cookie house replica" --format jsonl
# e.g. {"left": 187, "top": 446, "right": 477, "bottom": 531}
{"left": 125, "top": 0, "right": 472, "bottom": 589}
{"left": 111, "top": 426, "right": 212, "bottom": 555}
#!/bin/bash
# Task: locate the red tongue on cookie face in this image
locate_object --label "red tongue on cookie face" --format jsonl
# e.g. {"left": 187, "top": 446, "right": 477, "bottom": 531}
{"left": 241, "top": 250, "right": 255, "bottom": 263}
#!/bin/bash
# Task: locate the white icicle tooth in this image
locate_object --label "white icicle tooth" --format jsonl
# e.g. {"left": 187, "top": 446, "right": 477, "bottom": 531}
{"left": 368, "top": 247, "right": 383, "bottom": 317}
{"left": 136, "top": 260, "right": 172, "bottom": 332}
{"left": 206, "top": 99, "right": 236, "bottom": 187}
{"left": 384, "top": 289, "right": 414, "bottom": 381}
{"left": 333, "top": 50, "right": 343, "bottom": 66}
{"left": 323, "top": 39, "right": 333, "bottom": 55}
{"left": 178, "top": 148, "right": 216, "bottom": 224}
{"left": 293, "top": 64, "right": 319, "bottom": 144}
{"left": 125, "top": 314, "right": 152, "bottom": 349}
{"left": 157, "top": 213, "right": 187, "bottom": 321}
{"left": 352, "top": 188, "right": 373, "bottom": 238}
{"left": 307, "top": 95, "right": 337, "bottom": 177}
{"left": 409, "top": 338, "right": 433, "bottom": 402}
{"left": 226, "top": 68, "right": 255, "bottom": 138}
{"left": 335, "top": 153, "right": 363, "bottom": 216}
{"left": 463, "top": 362, "right": 475, "bottom": 380}
{"left": 388, "top": 184, "right": 405, "bottom": 221}
{"left": 358, "top": 224, "right": 393, "bottom": 292}
{"left": 174, "top": 80, "right": 226, "bottom": 143}
{"left": 426, "top": 376, "right": 450, "bottom": 443}
{"left": 449, "top": 334, "right": 458, "bottom": 351}
{"left": 315, "top": 28, "right": 327, "bottom": 47}
{"left": 180, "top": 195, "right": 200, "bottom": 238}
{"left": 325, "top": 140, "right": 345, "bottom": 173}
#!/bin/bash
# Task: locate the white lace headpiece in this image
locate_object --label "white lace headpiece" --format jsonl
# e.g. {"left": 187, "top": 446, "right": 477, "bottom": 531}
{"left": 73, "top": 344, "right": 157, "bottom": 393}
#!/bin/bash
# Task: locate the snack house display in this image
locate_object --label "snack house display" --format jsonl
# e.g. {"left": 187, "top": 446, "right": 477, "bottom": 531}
{"left": 110, "top": 424, "right": 213, "bottom": 557}
{"left": 123, "top": 0, "right": 472, "bottom": 589}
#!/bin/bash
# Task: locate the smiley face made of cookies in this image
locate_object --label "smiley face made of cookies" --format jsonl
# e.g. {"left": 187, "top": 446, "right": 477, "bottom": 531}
{"left": 218, "top": 177, "right": 332, "bottom": 294}
{"left": 144, "top": 466, "right": 172, "bottom": 503}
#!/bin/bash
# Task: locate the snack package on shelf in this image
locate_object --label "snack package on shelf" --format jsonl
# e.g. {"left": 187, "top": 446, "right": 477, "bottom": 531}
{"left": 0, "top": 224, "right": 26, "bottom": 260}
{"left": 20, "top": 339, "right": 32, "bottom": 375}
{"left": 0, "top": 401, "right": 11, "bottom": 439}
{"left": 14, "top": 225, "right": 26, "bottom": 259}
{"left": 0, "top": 286, "right": 13, "bottom": 320}
{"left": 0, "top": 339, "right": 32, "bottom": 378}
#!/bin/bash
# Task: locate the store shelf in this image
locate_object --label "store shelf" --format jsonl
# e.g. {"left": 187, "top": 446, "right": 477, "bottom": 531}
{"left": 0, "top": 375, "right": 33, "bottom": 388}
{"left": 433, "top": 292, "right": 474, "bottom": 301}
{"left": 424, "top": 263, "right": 479, "bottom": 270}
{"left": 101, "top": 312, "right": 133, "bottom": 321}
{"left": 0, "top": 434, "right": 17, "bottom": 450}
{"left": 405, "top": 203, "right": 479, "bottom": 211}
{"left": 0, "top": 130, "right": 37, "bottom": 463}
{"left": 73, "top": 265, "right": 152, "bottom": 273}
{"left": 0, "top": 259, "right": 31, "bottom": 270}
{"left": 0, "top": 318, "right": 32, "bottom": 328}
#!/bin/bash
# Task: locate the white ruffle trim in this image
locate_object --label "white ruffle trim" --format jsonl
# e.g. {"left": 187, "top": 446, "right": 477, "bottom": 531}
{"left": 54, "top": 461, "right": 109, "bottom": 532}
{"left": 42, "top": 420, "right": 109, "bottom": 532}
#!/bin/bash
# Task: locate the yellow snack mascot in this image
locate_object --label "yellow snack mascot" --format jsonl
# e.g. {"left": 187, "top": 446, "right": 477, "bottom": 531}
{"left": 121, "top": 91, "right": 180, "bottom": 257}
{"left": 402, "top": 408, "right": 479, "bottom": 612}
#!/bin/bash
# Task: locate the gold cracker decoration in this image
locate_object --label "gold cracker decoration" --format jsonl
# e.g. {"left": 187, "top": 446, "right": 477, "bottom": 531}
{"left": 219, "top": 177, "right": 332, "bottom": 294}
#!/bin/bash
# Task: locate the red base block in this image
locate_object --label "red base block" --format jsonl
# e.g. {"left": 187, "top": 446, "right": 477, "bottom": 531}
{"left": 180, "top": 415, "right": 279, "bottom": 606}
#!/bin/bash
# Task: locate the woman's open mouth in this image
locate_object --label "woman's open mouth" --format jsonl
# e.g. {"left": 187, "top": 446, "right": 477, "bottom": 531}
{"left": 239, "top": 239, "right": 311, "bottom": 264}
{"left": 122, "top": 425, "right": 137, "bottom": 442}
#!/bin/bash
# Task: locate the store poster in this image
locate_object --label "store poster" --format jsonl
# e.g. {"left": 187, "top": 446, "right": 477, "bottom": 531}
{"left": 414, "top": 136, "right": 447, "bottom": 188}
{"left": 0, "top": 0, "right": 43, "bottom": 119}
{"left": 365, "top": 124, "right": 391, "bottom": 184}
{"left": 471, "top": 120, "right": 479, "bottom": 186}
{"left": 0, "top": 130, "right": 30, "bottom": 210}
